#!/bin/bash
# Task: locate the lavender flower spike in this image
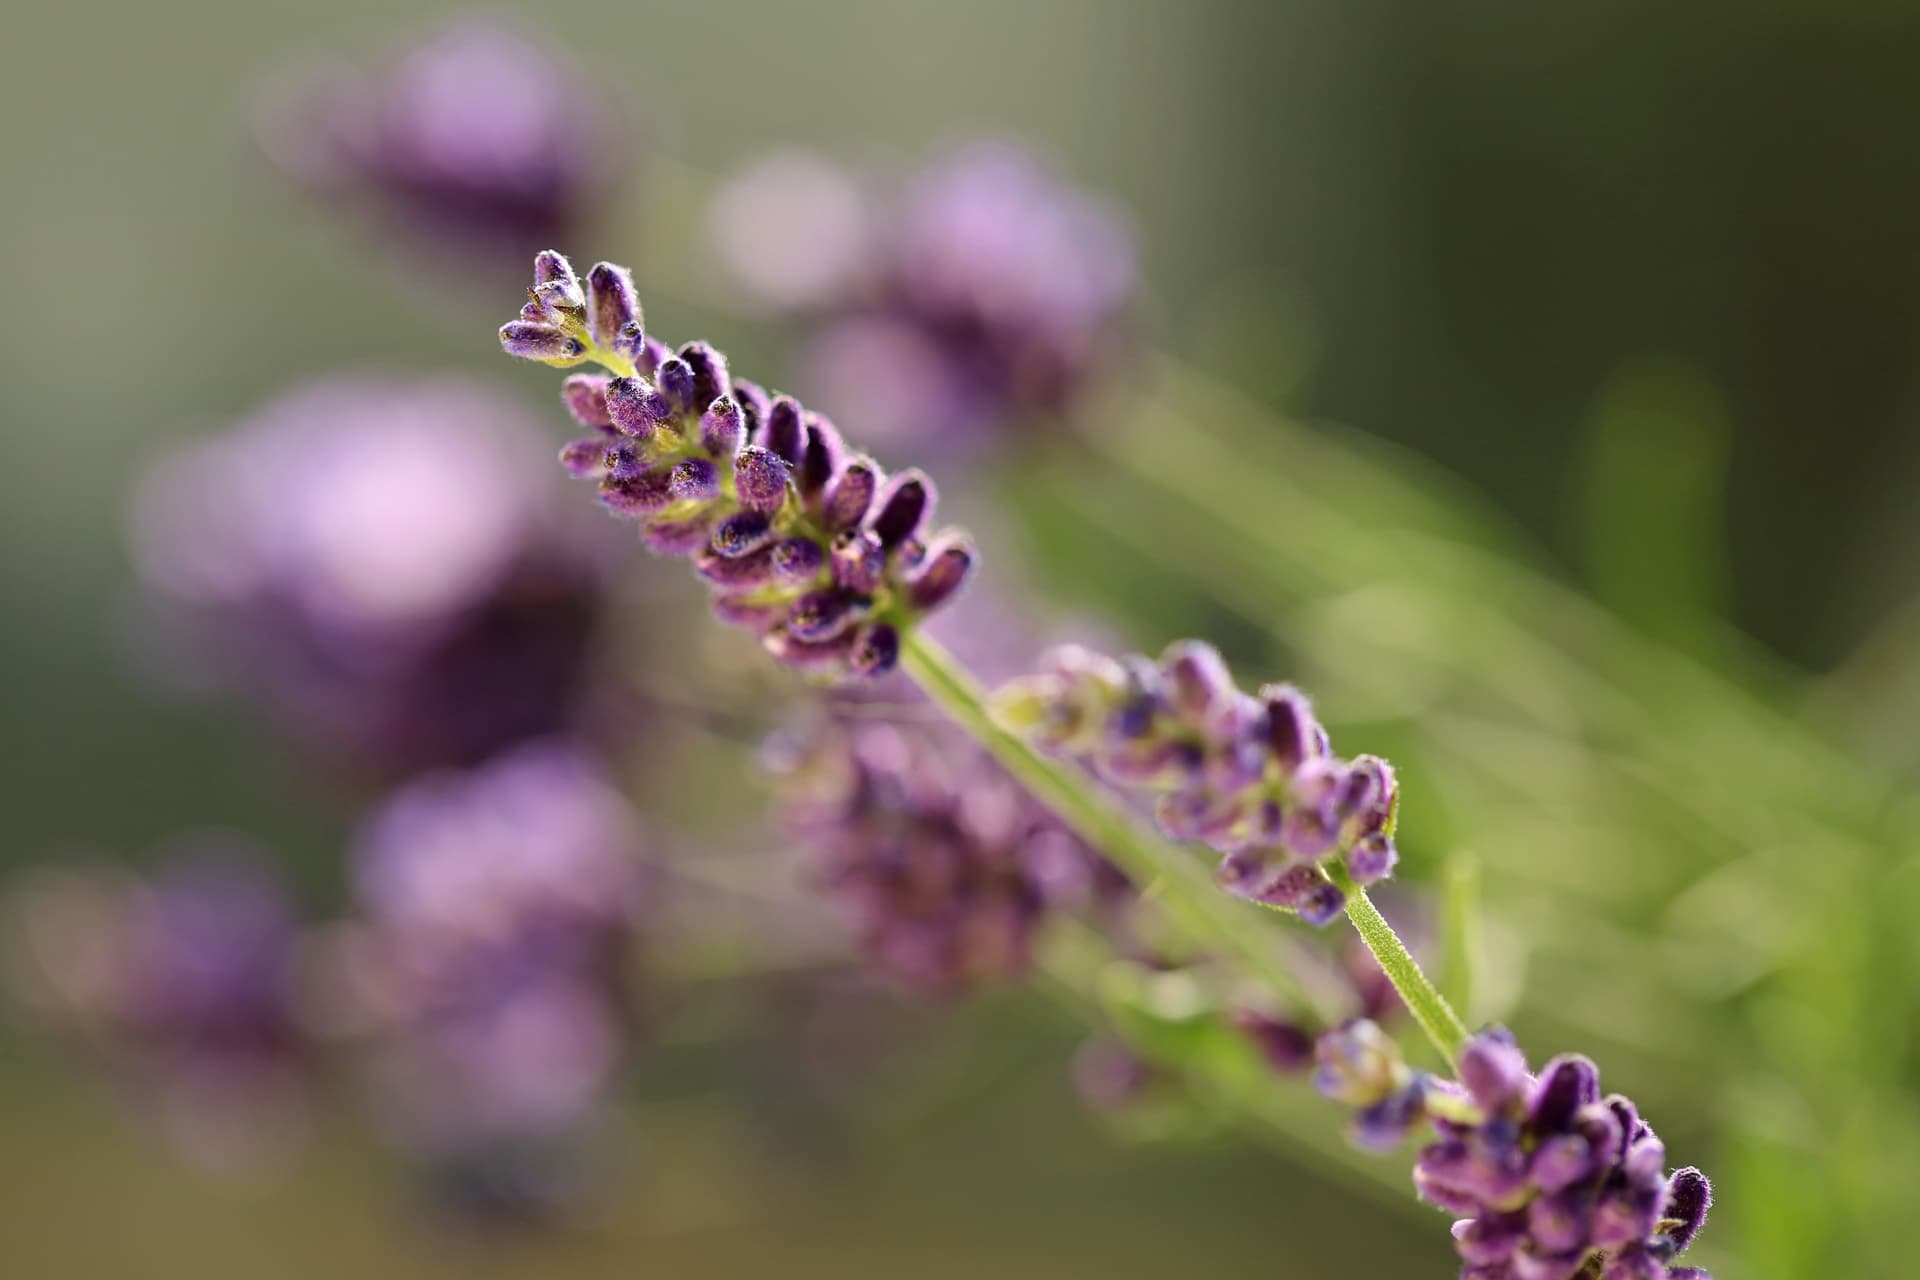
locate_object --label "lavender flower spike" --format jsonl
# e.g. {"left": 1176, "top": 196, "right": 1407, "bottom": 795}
{"left": 990, "top": 640, "right": 1398, "bottom": 923}
{"left": 1316, "top": 1022, "right": 1715, "bottom": 1280}
{"left": 496, "top": 250, "right": 975, "bottom": 680}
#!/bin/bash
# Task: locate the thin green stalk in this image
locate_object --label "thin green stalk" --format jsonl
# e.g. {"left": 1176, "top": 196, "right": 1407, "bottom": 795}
{"left": 1327, "top": 864, "right": 1470, "bottom": 1069}
{"left": 902, "top": 629, "right": 1467, "bottom": 1067}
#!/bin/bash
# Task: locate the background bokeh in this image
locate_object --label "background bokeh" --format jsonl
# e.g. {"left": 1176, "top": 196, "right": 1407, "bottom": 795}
{"left": 3, "top": 2, "right": 1917, "bottom": 1276}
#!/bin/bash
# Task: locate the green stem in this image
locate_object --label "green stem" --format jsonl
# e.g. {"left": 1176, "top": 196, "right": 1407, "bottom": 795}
{"left": 1327, "top": 864, "right": 1471, "bottom": 1070}
{"left": 900, "top": 631, "right": 1333, "bottom": 1021}
{"left": 902, "top": 630, "right": 1467, "bottom": 1069}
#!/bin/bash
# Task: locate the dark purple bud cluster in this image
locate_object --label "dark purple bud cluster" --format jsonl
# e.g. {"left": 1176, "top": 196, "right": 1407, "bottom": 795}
{"left": 8, "top": 847, "right": 311, "bottom": 1171}
{"left": 712, "top": 142, "right": 1135, "bottom": 450}
{"left": 336, "top": 741, "right": 647, "bottom": 1190}
{"left": 257, "top": 20, "right": 620, "bottom": 268}
{"left": 501, "top": 251, "right": 975, "bottom": 680}
{"left": 764, "top": 717, "right": 1129, "bottom": 996}
{"left": 992, "top": 641, "right": 1398, "bottom": 924}
{"left": 1318, "top": 1022, "right": 1714, "bottom": 1280}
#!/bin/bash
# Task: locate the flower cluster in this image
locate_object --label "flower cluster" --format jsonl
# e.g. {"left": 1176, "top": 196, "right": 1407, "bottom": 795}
{"left": 1317, "top": 1022, "right": 1714, "bottom": 1280}
{"left": 132, "top": 377, "right": 608, "bottom": 779}
{"left": 7, "top": 847, "right": 310, "bottom": 1172}
{"left": 992, "top": 640, "right": 1398, "bottom": 924}
{"left": 764, "top": 716, "right": 1128, "bottom": 995}
{"left": 499, "top": 250, "right": 974, "bottom": 679}
{"left": 711, "top": 142, "right": 1135, "bottom": 451}
{"left": 332, "top": 741, "right": 648, "bottom": 1200}
{"left": 258, "top": 20, "right": 620, "bottom": 268}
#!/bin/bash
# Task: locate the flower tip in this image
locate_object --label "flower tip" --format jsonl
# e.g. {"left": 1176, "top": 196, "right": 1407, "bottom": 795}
{"left": 500, "top": 320, "right": 586, "bottom": 364}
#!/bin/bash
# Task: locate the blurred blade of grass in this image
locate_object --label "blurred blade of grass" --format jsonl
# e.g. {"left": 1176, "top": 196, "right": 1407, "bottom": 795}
{"left": 1580, "top": 361, "right": 1730, "bottom": 656}
{"left": 1439, "top": 853, "right": 1480, "bottom": 1025}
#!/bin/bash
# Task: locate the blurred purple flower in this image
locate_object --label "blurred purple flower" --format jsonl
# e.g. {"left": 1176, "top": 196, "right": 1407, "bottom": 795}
{"left": 132, "top": 376, "right": 610, "bottom": 780}
{"left": 712, "top": 142, "right": 1136, "bottom": 452}
{"left": 764, "top": 715, "right": 1128, "bottom": 996}
{"left": 257, "top": 19, "right": 622, "bottom": 271}
{"left": 327, "top": 740, "right": 647, "bottom": 1214}
{"left": 7, "top": 842, "right": 311, "bottom": 1174}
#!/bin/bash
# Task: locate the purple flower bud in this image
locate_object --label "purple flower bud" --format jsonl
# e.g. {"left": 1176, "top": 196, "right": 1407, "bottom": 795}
{"left": 770, "top": 537, "right": 825, "bottom": 584}
{"left": 631, "top": 333, "right": 671, "bottom": 376}
{"left": 699, "top": 396, "right": 743, "bottom": 457}
{"left": 764, "top": 626, "right": 858, "bottom": 672}
{"left": 868, "top": 469, "right": 934, "bottom": 550}
{"left": 1352, "top": 1079, "right": 1431, "bottom": 1150}
{"left": 799, "top": 415, "right": 844, "bottom": 499}
{"left": 613, "top": 320, "right": 648, "bottom": 366}
{"left": 1593, "top": 1183, "right": 1663, "bottom": 1251}
{"left": 558, "top": 437, "right": 604, "bottom": 478}
{"left": 529, "top": 277, "right": 585, "bottom": 318}
{"left": 1460, "top": 1027, "right": 1530, "bottom": 1111}
{"left": 599, "top": 467, "right": 674, "bottom": 516}
{"left": 678, "top": 342, "right": 731, "bottom": 406}
{"left": 1511, "top": 1247, "right": 1589, "bottom": 1280}
{"left": 605, "top": 376, "right": 671, "bottom": 439}
{"left": 1599, "top": 1250, "right": 1667, "bottom": 1280}
{"left": 732, "top": 378, "right": 771, "bottom": 435}
{"left": 585, "top": 261, "right": 640, "bottom": 349}
{"left": 758, "top": 396, "right": 807, "bottom": 468}
{"left": 711, "top": 592, "right": 788, "bottom": 631}
{"left": 1346, "top": 832, "right": 1398, "bottom": 884}
{"left": 1661, "top": 1167, "right": 1711, "bottom": 1251}
{"left": 1313, "top": 1019, "right": 1407, "bottom": 1107}
{"left": 694, "top": 545, "right": 776, "bottom": 590}
{"left": 640, "top": 512, "right": 716, "bottom": 555}
{"left": 1162, "top": 640, "right": 1235, "bottom": 728}
{"left": 905, "top": 534, "right": 974, "bottom": 612}
{"left": 668, "top": 458, "right": 719, "bottom": 502}
{"left": 1232, "top": 1009, "right": 1315, "bottom": 1073}
{"left": 1156, "top": 790, "right": 1246, "bottom": 843}
{"left": 603, "top": 442, "right": 648, "bottom": 480}
{"left": 534, "top": 249, "right": 578, "bottom": 291}
{"left": 656, "top": 357, "right": 698, "bottom": 418}
{"left": 711, "top": 511, "right": 775, "bottom": 558}
{"left": 823, "top": 458, "right": 880, "bottom": 532}
{"left": 1453, "top": 1212, "right": 1529, "bottom": 1266}
{"left": 1338, "top": 754, "right": 1398, "bottom": 835}
{"left": 1527, "top": 1190, "right": 1592, "bottom": 1255}
{"left": 561, "top": 374, "right": 614, "bottom": 430}
{"left": 500, "top": 320, "right": 585, "bottom": 361}
{"left": 1529, "top": 1134, "right": 1596, "bottom": 1194}
{"left": 849, "top": 623, "right": 900, "bottom": 677}
{"left": 831, "top": 530, "right": 886, "bottom": 593}
{"left": 1529, "top": 1056, "right": 1601, "bottom": 1134}
{"left": 1297, "top": 879, "right": 1348, "bottom": 927}
{"left": 1260, "top": 683, "right": 1322, "bottom": 771}
{"left": 787, "top": 589, "right": 859, "bottom": 642}
{"left": 733, "top": 446, "right": 791, "bottom": 513}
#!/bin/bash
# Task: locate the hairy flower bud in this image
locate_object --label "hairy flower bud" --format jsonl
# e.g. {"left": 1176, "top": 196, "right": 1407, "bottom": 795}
{"left": 497, "top": 252, "right": 975, "bottom": 680}
{"left": 585, "top": 261, "right": 640, "bottom": 348}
